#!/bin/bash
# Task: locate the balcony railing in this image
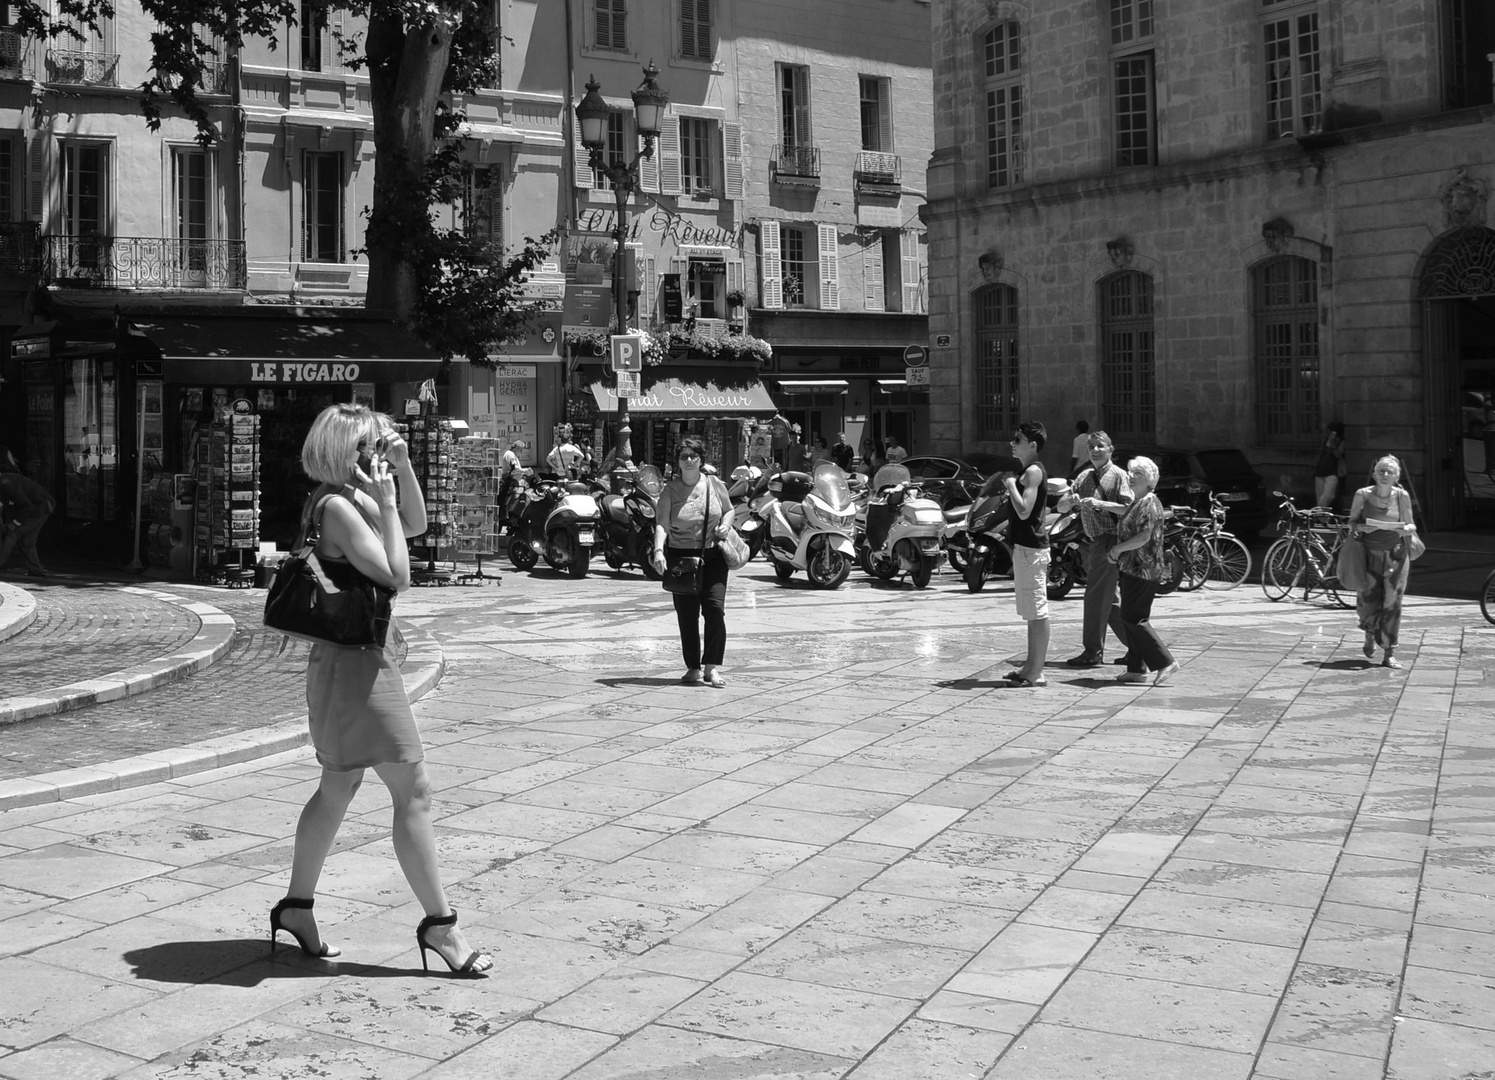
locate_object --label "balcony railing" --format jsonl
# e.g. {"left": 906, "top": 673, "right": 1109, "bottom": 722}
{"left": 0, "top": 28, "right": 31, "bottom": 77}
{"left": 0, "top": 223, "right": 40, "bottom": 274}
{"left": 202, "top": 59, "right": 231, "bottom": 94}
{"left": 855, "top": 150, "right": 902, "bottom": 184}
{"left": 44, "top": 235, "right": 248, "bottom": 290}
{"left": 45, "top": 47, "right": 118, "bottom": 86}
{"left": 771, "top": 143, "right": 821, "bottom": 181}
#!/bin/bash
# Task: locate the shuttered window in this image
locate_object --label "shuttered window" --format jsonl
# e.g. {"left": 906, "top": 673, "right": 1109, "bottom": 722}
{"left": 680, "top": 0, "right": 712, "bottom": 61}
{"left": 595, "top": 0, "right": 626, "bottom": 51}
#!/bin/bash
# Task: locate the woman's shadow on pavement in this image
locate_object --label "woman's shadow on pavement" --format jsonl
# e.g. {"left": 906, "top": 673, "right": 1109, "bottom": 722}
{"left": 122, "top": 940, "right": 429, "bottom": 987}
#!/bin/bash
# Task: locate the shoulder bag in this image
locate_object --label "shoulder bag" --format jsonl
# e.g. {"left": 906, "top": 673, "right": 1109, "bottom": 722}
{"left": 661, "top": 482, "right": 708, "bottom": 596}
{"left": 264, "top": 492, "right": 395, "bottom": 649}
{"left": 1336, "top": 531, "right": 1370, "bottom": 591}
{"left": 715, "top": 480, "right": 750, "bottom": 569}
{"left": 1400, "top": 490, "right": 1426, "bottom": 560}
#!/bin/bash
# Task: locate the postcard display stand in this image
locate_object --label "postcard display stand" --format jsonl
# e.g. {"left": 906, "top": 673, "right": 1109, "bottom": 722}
{"left": 454, "top": 436, "right": 503, "bottom": 584}
{"left": 194, "top": 413, "right": 260, "bottom": 587}
{"left": 400, "top": 416, "right": 456, "bottom": 586}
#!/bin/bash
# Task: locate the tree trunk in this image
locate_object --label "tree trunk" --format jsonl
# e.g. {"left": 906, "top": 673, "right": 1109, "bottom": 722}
{"left": 364, "top": 4, "right": 456, "bottom": 317}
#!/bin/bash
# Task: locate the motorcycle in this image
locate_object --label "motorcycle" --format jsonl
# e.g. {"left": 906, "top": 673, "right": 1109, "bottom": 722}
{"left": 858, "top": 464, "right": 947, "bottom": 588}
{"left": 507, "top": 476, "right": 601, "bottom": 577}
{"left": 961, "top": 474, "right": 1016, "bottom": 592}
{"left": 761, "top": 462, "right": 857, "bottom": 589}
{"left": 727, "top": 464, "right": 772, "bottom": 560}
{"left": 597, "top": 465, "right": 664, "bottom": 578}
{"left": 1042, "top": 479, "right": 1086, "bottom": 600}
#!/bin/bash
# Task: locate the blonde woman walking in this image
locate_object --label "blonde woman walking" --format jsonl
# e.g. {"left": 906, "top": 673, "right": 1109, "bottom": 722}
{"left": 1348, "top": 455, "right": 1418, "bottom": 668}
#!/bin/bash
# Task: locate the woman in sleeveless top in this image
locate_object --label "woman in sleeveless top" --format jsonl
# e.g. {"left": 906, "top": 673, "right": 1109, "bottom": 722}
{"left": 1348, "top": 454, "right": 1417, "bottom": 669}
{"left": 270, "top": 404, "right": 492, "bottom": 975}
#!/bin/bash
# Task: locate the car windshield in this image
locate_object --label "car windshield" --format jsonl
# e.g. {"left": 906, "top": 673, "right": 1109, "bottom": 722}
{"left": 810, "top": 463, "right": 854, "bottom": 512}
{"left": 1193, "top": 450, "right": 1257, "bottom": 480}
{"left": 906, "top": 459, "right": 956, "bottom": 479}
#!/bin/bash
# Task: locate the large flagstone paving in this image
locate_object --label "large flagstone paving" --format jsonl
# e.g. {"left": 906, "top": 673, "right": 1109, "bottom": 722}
{"left": 0, "top": 567, "right": 1491, "bottom": 1078}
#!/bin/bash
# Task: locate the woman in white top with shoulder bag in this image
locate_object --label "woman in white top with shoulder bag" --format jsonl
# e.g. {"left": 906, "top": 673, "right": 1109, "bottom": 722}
{"left": 1347, "top": 455, "right": 1420, "bottom": 669}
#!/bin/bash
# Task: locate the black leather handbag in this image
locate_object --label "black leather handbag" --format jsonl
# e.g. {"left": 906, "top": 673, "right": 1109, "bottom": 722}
{"left": 264, "top": 493, "right": 395, "bottom": 649}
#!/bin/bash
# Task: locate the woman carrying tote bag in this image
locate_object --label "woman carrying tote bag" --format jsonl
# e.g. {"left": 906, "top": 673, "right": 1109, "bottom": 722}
{"left": 1347, "top": 454, "right": 1419, "bottom": 669}
{"left": 651, "top": 436, "right": 735, "bottom": 687}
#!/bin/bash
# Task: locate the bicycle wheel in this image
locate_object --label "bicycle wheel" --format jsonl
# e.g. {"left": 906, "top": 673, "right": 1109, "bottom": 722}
{"left": 1482, "top": 568, "right": 1495, "bottom": 625}
{"left": 1177, "top": 535, "right": 1211, "bottom": 592}
{"left": 1204, "top": 534, "right": 1252, "bottom": 590}
{"left": 1261, "top": 538, "right": 1305, "bottom": 601}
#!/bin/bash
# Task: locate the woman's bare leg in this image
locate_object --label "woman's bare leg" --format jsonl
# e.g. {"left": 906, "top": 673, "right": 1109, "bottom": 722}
{"left": 282, "top": 766, "right": 365, "bottom": 954}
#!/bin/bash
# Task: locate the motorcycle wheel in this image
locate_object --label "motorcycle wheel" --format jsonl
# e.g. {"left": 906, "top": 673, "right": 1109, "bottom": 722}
{"left": 568, "top": 546, "right": 590, "bottom": 578}
{"left": 807, "top": 541, "right": 850, "bottom": 589}
{"left": 910, "top": 552, "right": 933, "bottom": 589}
{"left": 861, "top": 544, "right": 897, "bottom": 581}
{"left": 946, "top": 535, "right": 968, "bottom": 574}
{"left": 604, "top": 541, "right": 625, "bottom": 571}
{"left": 508, "top": 535, "right": 538, "bottom": 571}
{"left": 965, "top": 549, "right": 989, "bottom": 593}
{"left": 545, "top": 530, "right": 570, "bottom": 572}
{"left": 772, "top": 559, "right": 794, "bottom": 582}
{"left": 1046, "top": 553, "right": 1076, "bottom": 600}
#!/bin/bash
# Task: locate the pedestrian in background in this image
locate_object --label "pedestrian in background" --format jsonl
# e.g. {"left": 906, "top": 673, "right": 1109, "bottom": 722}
{"left": 1063, "top": 430, "right": 1133, "bottom": 668}
{"left": 783, "top": 430, "right": 808, "bottom": 473}
{"left": 860, "top": 438, "right": 885, "bottom": 477}
{"left": 884, "top": 435, "right": 908, "bottom": 463}
{"left": 1313, "top": 422, "right": 1347, "bottom": 508}
{"left": 0, "top": 444, "right": 55, "bottom": 577}
{"left": 651, "top": 436, "right": 734, "bottom": 688}
{"left": 1004, "top": 421, "right": 1051, "bottom": 687}
{"left": 274, "top": 404, "right": 491, "bottom": 974}
{"left": 831, "top": 432, "right": 855, "bottom": 472}
{"left": 1069, "top": 420, "right": 1092, "bottom": 478}
{"left": 498, "top": 440, "right": 527, "bottom": 533}
{"left": 1349, "top": 455, "right": 1418, "bottom": 668}
{"left": 1107, "top": 455, "right": 1179, "bottom": 685}
{"left": 810, "top": 435, "right": 832, "bottom": 466}
{"left": 546, "top": 428, "right": 583, "bottom": 479}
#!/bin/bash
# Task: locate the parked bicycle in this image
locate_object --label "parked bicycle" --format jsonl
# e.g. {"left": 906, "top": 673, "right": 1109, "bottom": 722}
{"left": 1260, "top": 492, "right": 1352, "bottom": 608}
{"left": 1166, "top": 494, "right": 1253, "bottom": 592}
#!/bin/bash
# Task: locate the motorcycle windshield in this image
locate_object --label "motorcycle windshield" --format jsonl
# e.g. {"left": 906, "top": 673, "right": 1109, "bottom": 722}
{"left": 634, "top": 465, "right": 664, "bottom": 498}
{"left": 871, "top": 464, "right": 911, "bottom": 492}
{"left": 809, "top": 465, "right": 854, "bottom": 513}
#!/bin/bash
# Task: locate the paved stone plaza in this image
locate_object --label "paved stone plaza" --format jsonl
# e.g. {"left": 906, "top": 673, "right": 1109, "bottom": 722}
{"left": 0, "top": 563, "right": 1491, "bottom": 1079}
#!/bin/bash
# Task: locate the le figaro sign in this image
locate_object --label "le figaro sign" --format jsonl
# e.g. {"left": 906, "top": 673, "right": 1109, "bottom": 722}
{"left": 250, "top": 361, "right": 363, "bottom": 383}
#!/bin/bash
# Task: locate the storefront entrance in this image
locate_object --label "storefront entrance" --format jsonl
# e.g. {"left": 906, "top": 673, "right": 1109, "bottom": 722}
{"left": 1420, "top": 225, "right": 1495, "bottom": 527}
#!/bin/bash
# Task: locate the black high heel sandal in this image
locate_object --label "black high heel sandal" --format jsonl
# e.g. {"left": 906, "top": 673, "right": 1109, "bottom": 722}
{"left": 269, "top": 897, "right": 340, "bottom": 958}
{"left": 416, "top": 910, "right": 489, "bottom": 975}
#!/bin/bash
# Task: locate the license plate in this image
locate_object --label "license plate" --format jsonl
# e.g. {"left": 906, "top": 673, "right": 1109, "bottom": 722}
{"left": 919, "top": 538, "right": 941, "bottom": 552}
{"left": 577, "top": 531, "right": 595, "bottom": 544}
{"left": 1219, "top": 492, "right": 1249, "bottom": 502}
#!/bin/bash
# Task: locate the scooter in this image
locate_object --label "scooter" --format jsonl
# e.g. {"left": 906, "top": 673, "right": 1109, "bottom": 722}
{"left": 858, "top": 464, "right": 947, "bottom": 588}
{"left": 507, "top": 477, "right": 601, "bottom": 577}
{"left": 761, "top": 462, "right": 857, "bottom": 589}
{"left": 597, "top": 465, "right": 664, "bottom": 578}
{"left": 961, "top": 474, "right": 1016, "bottom": 592}
{"left": 727, "top": 464, "right": 772, "bottom": 560}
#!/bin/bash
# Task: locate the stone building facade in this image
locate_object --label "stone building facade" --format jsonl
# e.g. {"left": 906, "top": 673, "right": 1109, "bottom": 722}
{"left": 925, "top": 0, "right": 1495, "bottom": 527}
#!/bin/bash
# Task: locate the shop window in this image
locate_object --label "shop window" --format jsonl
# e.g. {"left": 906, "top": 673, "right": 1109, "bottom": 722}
{"left": 302, "top": 151, "right": 344, "bottom": 262}
{"left": 1099, "top": 270, "right": 1156, "bottom": 442}
{"left": 1262, "top": 0, "right": 1321, "bottom": 139}
{"left": 982, "top": 21, "right": 1023, "bottom": 189}
{"left": 974, "top": 283, "right": 1019, "bottom": 440}
{"left": 595, "top": 0, "right": 626, "bottom": 52}
{"left": 1254, "top": 255, "right": 1321, "bottom": 443}
{"left": 1442, "top": 0, "right": 1495, "bottom": 109}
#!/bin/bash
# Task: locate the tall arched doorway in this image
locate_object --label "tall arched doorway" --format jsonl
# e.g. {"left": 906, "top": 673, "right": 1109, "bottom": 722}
{"left": 1419, "top": 225, "right": 1495, "bottom": 528}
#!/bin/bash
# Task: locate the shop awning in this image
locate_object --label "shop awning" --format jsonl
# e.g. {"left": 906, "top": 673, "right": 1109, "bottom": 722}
{"left": 588, "top": 372, "right": 777, "bottom": 416}
{"left": 131, "top": 314, "right": 448, "bottom": 384}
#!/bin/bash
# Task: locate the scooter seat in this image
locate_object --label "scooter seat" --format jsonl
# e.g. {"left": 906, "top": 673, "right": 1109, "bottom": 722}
{"left": 943, "top": 508, "right": 967, "bottom": 525}
{"left": 784, "top": 502, "right": 807, "bottom": 530}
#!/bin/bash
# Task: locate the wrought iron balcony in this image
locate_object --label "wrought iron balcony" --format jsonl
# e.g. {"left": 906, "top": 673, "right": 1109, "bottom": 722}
{"left": 854, "top": 150, "right": 902, "bottom": 184}
{"left": 202, "top": 60, "right": 231, "bottom": 94}
{"left": 44, "top": 235, "right": 248, "bottom": 290}
{"left": 45, "top": 47, "right": 118, "bottom": 86}
{"left": 0, "top": 28, "right": 31, "bottom": 77}
{"left": 0, "top": 223, "right": 39, "bottom": 274}
{"left": 771, "top": 143, "right": 820, "bottom": 182}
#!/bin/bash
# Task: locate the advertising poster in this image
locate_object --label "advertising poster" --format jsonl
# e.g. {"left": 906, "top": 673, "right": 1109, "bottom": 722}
{"left": 491, "top": 364, "right": 537, "bottom": 458}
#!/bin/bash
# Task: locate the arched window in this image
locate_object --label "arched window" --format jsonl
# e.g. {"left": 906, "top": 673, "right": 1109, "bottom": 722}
{"left": 982, "top": 22, "right": 1023, "bottom": 189}
{"left": 974, "top": 284, "right": 1020, "bottom": 439}
{"left": 1099, "top": 270, "right": 1155, "bottom": 441}
{"left": 1254, "top": 256, "right": 1320, "bottom": 442}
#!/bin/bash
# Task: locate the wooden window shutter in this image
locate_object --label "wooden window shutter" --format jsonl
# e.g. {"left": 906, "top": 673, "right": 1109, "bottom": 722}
{"left": 901, "top": 229, "right": 922, "bottom": 313}
{"left": 572, "top": 117, "right": 594, "bottom": 188}
{"left": 321, "top": 8, "right": 344, "bottom": 73}
{"left": 863, "top": 238, "right": 884, "bottom": 312}
{"left": 792, "top": 67, "right": 812, "bottom": 146}
{"left": 818, "top": 222, "right": 840, "bottom": 310}
{"left": 658, "top": 114, "right": 682, "bottom": 195}
{"left": 726, "top": 257, "right": 744, "bottom": 299}
{"left": 27, "top": 132, "right": 46, "bottom": 221}
{"left": 759, "top": 219, "right": 782, "bottom": 309}
{"left": 638, "top": 132, "right": 659, "bottom": 192}
{"left": 668, "top": 254, "right": 689, "bottom": 318}
{"left": 596, "top": 0, "right": 626, "bottom": 50}
{"left": 721, "top": 121, "right": 744, "bottom": 200}
{"left": 878, "top": 77, "right": 893, "bottom": 153}
{"left": 643, "top": 253, "right": 657, "bottom": 320}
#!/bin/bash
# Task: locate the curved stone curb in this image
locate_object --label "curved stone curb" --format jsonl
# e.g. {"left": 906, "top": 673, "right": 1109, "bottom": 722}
{"left": 0, "top": 582, "right": 37, "bottom": 644}
{"left": 0, "top": 623, "right": 445, "bottom": 809}
{"left": 0, "top": 588, "right": 235, "bottom": 727}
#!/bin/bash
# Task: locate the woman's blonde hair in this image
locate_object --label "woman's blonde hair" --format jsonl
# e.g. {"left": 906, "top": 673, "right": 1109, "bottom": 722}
{"left": 1127, "top": 455, "right": 1159, "bottom": 488}
{"left": 1372, "top": 455, "right": 1402, "bottom": 483}
{"left": 301, "top": 403, "right": 384, "bottom": 485}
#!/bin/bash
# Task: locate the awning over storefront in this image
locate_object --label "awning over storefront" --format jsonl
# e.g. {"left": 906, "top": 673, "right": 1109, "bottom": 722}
{"left": 588, "top": 371, "right": 777, "bottom": 416}
{"left": 131, "top": 314, "right": 447, "bottom": 384}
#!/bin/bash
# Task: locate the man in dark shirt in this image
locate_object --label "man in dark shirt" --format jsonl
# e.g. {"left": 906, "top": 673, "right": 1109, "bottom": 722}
{"left": 0, "top": 446, "right": 55, "bottom": 576}
{"left": 830, "top": 432, "right": 855, "bottom": 472}
{"left": 1062, "top": 431, "right": 1133, "bottom": 667}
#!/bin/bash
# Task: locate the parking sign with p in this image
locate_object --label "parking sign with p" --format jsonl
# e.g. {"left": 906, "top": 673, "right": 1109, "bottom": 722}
{"left": 610, "top": 334, "right": 644, "bottom": 372}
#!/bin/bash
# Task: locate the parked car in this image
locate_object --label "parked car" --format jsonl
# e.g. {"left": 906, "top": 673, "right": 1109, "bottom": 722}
{"left": 897, "top": 456, "right": 998, "bottom": 508}
{"left": 1120, "top": 447, "right": 1270, "bottom": 534}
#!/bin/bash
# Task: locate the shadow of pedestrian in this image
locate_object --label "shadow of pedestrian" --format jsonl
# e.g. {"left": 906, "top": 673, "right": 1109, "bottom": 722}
{"left": 1304, "top": 658, "right": 1379, "bottom": 670}
{"left": 596, "top": 676, "right": 686, "bottom": 688}
{"left": 122, "top": 940, "right": 429, "bottom": 986}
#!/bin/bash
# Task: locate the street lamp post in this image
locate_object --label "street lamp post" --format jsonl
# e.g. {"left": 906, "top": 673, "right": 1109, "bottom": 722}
{"left": 575, "top": 62, "right": 669, "bottom": 483}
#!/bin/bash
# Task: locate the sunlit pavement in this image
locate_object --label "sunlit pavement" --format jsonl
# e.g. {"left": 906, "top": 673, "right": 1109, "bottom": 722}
{"left": 0, "top": 560, "right": 1490, "bottom": 1080}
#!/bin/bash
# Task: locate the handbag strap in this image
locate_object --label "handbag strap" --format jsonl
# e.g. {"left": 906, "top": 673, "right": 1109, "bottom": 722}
{"left": 298, "top": 491, "right": 340, "bottom": 555}
{"left": 699, "top": 481, "right": 712, "bottom": 557}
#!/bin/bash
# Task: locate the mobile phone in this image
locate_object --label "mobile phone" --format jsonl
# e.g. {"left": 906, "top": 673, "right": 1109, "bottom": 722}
{"left": 357, "top": 449, "right": 376, "bottom": 475}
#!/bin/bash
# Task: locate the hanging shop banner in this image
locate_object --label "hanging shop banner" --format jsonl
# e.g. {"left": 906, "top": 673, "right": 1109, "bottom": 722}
{"left": 562, "top": 284, "right": 612, "bottom": 334}
{"left": 662, "top": 274, "right": 683, "bottom": 321}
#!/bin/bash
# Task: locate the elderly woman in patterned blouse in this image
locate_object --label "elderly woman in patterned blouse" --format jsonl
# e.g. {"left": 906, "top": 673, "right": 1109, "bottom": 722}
{"left": 1105, "top": 455, "right": 1181, "bottom": 687}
